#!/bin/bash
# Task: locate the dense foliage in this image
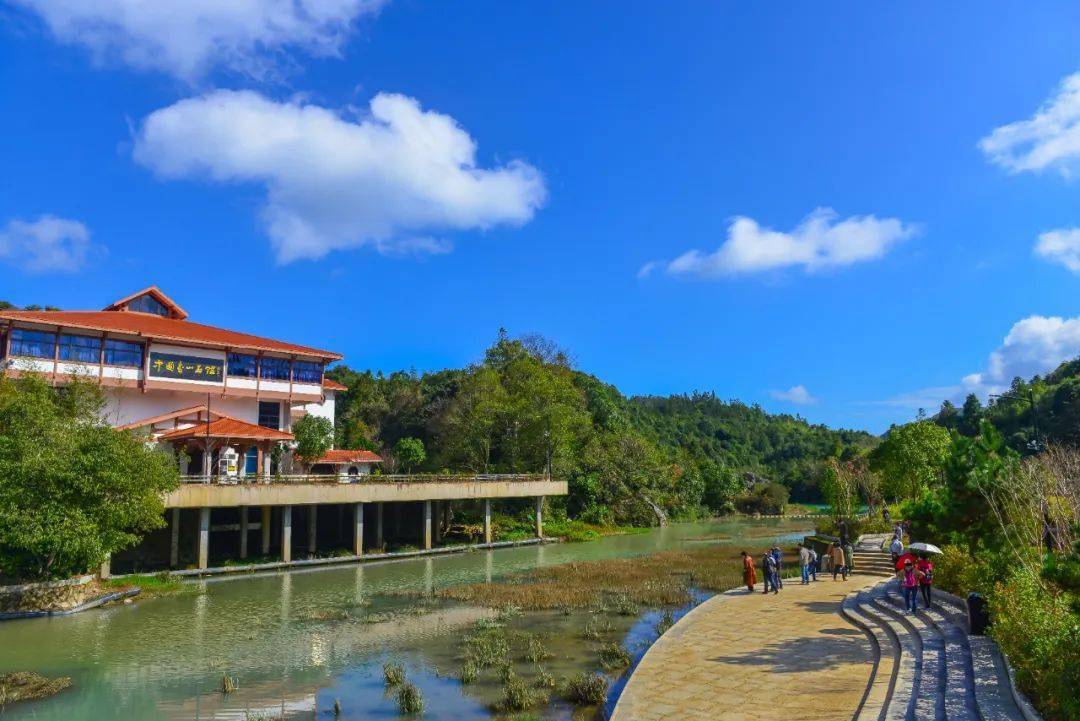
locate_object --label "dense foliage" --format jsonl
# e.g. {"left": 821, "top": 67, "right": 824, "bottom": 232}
{"left": 0, "top": 375, "right": 179, "bottom": 580}
{"left": 328, "top": 331, "right": 874, "bottom": 525}
{"left": 291, "top": 414, "right": 334, "bottom": 468}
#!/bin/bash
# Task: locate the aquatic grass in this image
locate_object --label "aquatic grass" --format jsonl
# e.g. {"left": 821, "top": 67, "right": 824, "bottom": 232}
{"left": 522, "top": 634, "right": 551, "bottom": 663}
{"left": 533, "top": 666, "right": 556, "bottom": 690}
{"left": 500, "top": 673, "right": 545, "bottom": 712}
{"left": 497, "top": 659, "right": 515, "bottom": 683}
{"left": 0, "top": 672, "right": 72, "bottom": 707}
{"left": 598, "top": 641, "right": 631, "bottom": 670}
{"left": 220, "top": 673, "right": 238, "bottom": 694}
{"left": 460, "top": 659, "right": 479, "bottom": 684}
{"left": 654, "top": 609, "right": 675, "bottom": 636}
{"left": 103, "top": 573, "right": 193, "bottom": 599}
{"left": 396, "top": 682, "right": 424, "bottom": 714}
{"left": 581, "top": 617, "right": 616, "bottom": 640}
{"left": 383, "top": 661, "right": 406, "bottom": 687}
{"left": 563, "top": 672, "right": 607, "bottom": 706}
{"left": 463, "top": 629, "right": 511, "bottom": 668}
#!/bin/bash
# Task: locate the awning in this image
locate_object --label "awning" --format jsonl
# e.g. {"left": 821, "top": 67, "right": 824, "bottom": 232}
{"left": 157, "top": 417, "right": 294, "bottom": 442}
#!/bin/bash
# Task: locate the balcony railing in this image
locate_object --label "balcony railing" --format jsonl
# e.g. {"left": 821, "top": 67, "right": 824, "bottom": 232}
{"left": 178, "top": 473, "right": 549, "bottom": 486}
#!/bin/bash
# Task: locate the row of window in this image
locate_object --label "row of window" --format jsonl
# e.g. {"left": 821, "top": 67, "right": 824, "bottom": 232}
{"left": 8, "top": 329, "right": 144, "bottom": 367}
{"left": 226, "top": 353, "right": 323, "bottom": 383}
{"left": 5, "top": 329, "right": 324, "bottom": 382}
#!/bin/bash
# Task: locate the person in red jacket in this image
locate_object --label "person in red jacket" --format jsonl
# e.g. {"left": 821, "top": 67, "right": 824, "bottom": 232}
{"left": 742, "top": 550, "right": 757, "bottom": 592}
{"left": 916, "top": 554, "right": 934, "bottom": 609}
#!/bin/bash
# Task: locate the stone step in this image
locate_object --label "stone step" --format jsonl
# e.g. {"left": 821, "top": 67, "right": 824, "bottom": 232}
{"left": 855, "top": 589, "right": 918, "bottom": 721}
{"left": 871, "top": 592, "right": 945, "bottom": 720}
{"left": 841, "top": 594, "right": 898, "bottom": 721}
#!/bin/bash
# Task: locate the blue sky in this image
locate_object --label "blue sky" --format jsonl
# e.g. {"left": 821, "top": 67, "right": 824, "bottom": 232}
{"left": 3, "top": 1, "right": 1080, "bottom": 433}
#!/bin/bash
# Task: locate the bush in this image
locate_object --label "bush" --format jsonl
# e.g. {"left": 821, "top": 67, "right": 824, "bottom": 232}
{"left": 383, "top": 662, "right": 405, "bottom": 687}
{"left": 523, "top": 634, "right": 550, "bottom": 663}
{"left": 459, "top": 660, "right": 478, "bottom": 684}
{"left": 563, "top": 673, "right": 607, "bottom": 705}
{"left": 597, "top": 642, "right": 631, "bottom": 669}
{"left": 989, "top": 571, "right": 1079, "bottom": 721}
{"left": 734, "top": 482, "right": 789, "bottom": 515}
{"left": 396, "top": 683, "right": 424, "bottom": 715}
{"left": 501, "top": 674, "right": 542, "bottom": 712}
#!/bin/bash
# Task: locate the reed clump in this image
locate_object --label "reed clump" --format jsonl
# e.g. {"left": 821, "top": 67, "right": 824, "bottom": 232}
{"left": 563, "top": 672, "right": 607, "bottom": 706}
{"left": 459, "top": 659, "right": 479, "bottom": 684}
{"left": 383, "top": 661, "right": 406, "bottom": 687}
{"left": 501, "top": 673, "right": 544, "bottom": 712}
{"left": 397, "top": 683, "right": 424, "bottom": 714}
{"left": 598, "top": 642, "right": 631, "bottom": 670}
{"left": 654, "top": 609, "right": 675, "bottom": 636}
{"left": 523, "top": 634, "right": 551, "bottom": 663}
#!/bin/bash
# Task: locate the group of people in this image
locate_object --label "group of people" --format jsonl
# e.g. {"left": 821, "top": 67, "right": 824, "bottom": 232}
{"left": 889, "top": 530, "right": 935, "bottom": 614}
{"left": 740, "top": 540, "right": 853, "bottom": 594}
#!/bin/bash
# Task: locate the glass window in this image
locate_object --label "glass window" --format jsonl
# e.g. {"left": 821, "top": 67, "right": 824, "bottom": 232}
{"left": 259, "top": 357, "right": 290, "bottom": 381}
{"left": 244, "top": 446, "right": 259, "bottom": 474}
{"left": 58, "top": 334, "right": 101, "bottom": 363}
{"left": 127, "top": 294, "right": 170, "bottom": 316}
{"left": 292, "top": 360, "right": 323, "bottom": 384}
{"left": 258, "top": 401, "right": 281, "bottom": 430}
{"left": 103, "top": 339, "right": 143, "bottom": 367}
{"left": 227, "top": 353, "right": 257, "bottom": 378}
{"left": 10, "top": 329, "right": 56, "bottom": 359}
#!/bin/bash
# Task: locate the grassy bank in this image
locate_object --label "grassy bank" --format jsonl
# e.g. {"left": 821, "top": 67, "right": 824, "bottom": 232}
{"left": 103, "top": 574, "right": 196, "bottom": 599}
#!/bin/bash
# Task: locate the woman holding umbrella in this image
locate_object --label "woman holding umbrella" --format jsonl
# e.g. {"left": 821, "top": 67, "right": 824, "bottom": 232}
{"left": 909, "top": 542, "right": 942, "bottom": 609}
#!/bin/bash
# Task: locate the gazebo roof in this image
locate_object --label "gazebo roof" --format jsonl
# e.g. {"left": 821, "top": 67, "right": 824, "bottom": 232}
{"left": 157, "top": 417, "right": 294, "bottom": 442}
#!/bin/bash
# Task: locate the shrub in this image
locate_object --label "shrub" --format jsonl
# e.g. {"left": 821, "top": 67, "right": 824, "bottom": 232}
{"left": 523, "top": 635, "right": 550, "bottom": 663}
{"left": 563, "top": 673, "right": 607, "bottom": 705}
{"left": 459, "top": 660, "right": 478, "bottom": 684}
{"left": 396, "top": 683, "right": 424, "bottom": 715}
{"left": 501, "top": 674, "right": 541, "bottom": 712}
{"left": 654, "top": 610, "right": 675, "bottom": 636}
{"left": 598, "top": 641, "right": 631, "bottom": 669}
{"left": 464, "top": 630, "right": 510, "bottom": 667}
{"left": 534, "top": 666, "right": 556, "bottom": 689}
{"left": 383, "top": 662, "right": 405, "bottom": 687}
{"left": 734, "top": 482, "right": 789, "bottom": 515}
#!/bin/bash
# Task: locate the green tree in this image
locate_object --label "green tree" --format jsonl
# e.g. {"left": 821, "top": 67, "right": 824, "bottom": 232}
{"left": 0, "top": 375, "right": 179, "bottom": 580}
{"left": 959, "top": 393, "right": 984, "bottom": 437}
{"left": 292, "top": 414, "right": 334, "bottom": 468}
{"left": 394, "top": 437, "right": 426, "bottom": 472}
{"left": 870, "top": 420, "right": 951, "bottom": 501}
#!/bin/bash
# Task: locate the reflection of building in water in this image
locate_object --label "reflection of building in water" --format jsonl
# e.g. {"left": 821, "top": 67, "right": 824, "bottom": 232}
{"left": 0, "top": 286, "right": 565, "bottom": 575}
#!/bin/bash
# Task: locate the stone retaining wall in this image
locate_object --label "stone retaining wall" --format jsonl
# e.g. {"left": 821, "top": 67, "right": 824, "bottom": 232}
{"left": 0, "top": 575, "right": 99, "bottom": 613}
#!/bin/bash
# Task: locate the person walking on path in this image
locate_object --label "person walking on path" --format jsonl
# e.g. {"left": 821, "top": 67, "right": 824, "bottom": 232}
{"left": 900, "top": 559, "right": 925, "bottom": 614}
{"left": 831, "top": 543, "right": 848, "bottom": 581}
{"left": 916, "top": 554, "right": 934, "bottom": 609}
{"left": 883, "top": 507, "right": 891, "bottom": 524}
{"left": 889, "top": 536, "right": 904, "bottom": 566}
{"left": 761, "top": 550, "right": 775, "bottom": 594}
{"left": 809, "top": 547, "right": 818, "bottom": 582}
{"left": 838, "top": 519, "right": 849, "bottom": 548}
{"left": 843, "top": 542, "right": 854, "bottom": 575}
{"left": 798, "top": 543, "right": 812, "bottom": 584}
{"left": 742, "top": 550, "right": 757, "bottom": 592}
{"left": 771, "top": 546, "right": 784, "bottom": 589}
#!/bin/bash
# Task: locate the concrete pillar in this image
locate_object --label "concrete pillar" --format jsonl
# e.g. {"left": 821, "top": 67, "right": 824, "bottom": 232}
{"left": 308, "top": 505, "right": 318, "bottom": 557}
{"left": 423, "top": 500, "right": 432, "bottom": 550}
{"left": 261, "top": 506, "right": 271, "bottom": 555}
{"left": 376, "top": 503, "right": 384, "bottom": 550}
{"left": 433, "top": 501, "right": 442, "bottom": 544}
{"left": 535, "top": 496, "right": 544, "bottom": 539}
{"left": 239, "top": 506, "right": 249, "bottom": 559}
{"left": 99, "top": 554, "right": 111, "bottom": 579}
{"left": 169, "top": 508, "right": 180, "bottom": 568}
{"left": 281, "top": 505, "right": 292, "bottom": 563}
{"left": 483, "top": 499, "right": 492, "bottom": 545}
{"left": 198, "top": 507, "right": 210, "bottom": 570}
{"left": 353, "top": 502, "right": 364, "bottom": 556}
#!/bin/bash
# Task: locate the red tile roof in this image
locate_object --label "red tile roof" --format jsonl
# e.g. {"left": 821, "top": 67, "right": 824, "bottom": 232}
{"left": 317, "top": 449, "right": 383, "bottom": 464}
{"left": 0, "top": 309, "right": 341, "bottom": 360}
{"left": 157, "top": 417, "right": 294, "bottom": 442}
{"left": 103, "top": 286, "right": 188, "bottom": 319}
{"left": 323, "top": 378, "right": 348, "bottom": 391}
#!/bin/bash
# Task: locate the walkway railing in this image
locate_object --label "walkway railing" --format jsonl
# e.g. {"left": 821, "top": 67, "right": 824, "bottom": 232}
{"left": 178, "top": 473, "right": 549, "bottom": 486}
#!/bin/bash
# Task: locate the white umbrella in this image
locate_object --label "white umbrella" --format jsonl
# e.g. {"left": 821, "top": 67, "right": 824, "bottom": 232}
{"left": 908, "top": 542, "right": 942, "bottom": 554}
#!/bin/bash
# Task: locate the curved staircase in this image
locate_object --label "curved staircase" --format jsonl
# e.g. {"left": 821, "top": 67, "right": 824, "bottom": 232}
{"left": 840, "top": 565, "right": 1040, "bottom": 720}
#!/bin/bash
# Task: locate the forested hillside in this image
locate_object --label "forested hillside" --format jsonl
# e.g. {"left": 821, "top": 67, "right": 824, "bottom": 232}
{"left": 328, "top": 332, "right": 876, "bottom": 525}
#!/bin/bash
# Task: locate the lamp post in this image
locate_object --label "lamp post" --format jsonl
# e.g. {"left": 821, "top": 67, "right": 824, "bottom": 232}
{"left": 989, "top": 389, "right": 1043, "bottom": 452}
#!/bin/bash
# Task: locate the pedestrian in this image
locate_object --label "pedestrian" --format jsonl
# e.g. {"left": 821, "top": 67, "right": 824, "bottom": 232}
{"left": 742, "top": 550, "right": 757, "bottom": 592}
{"left": 771, "top": 546, "right": 784, "bottom": 589}
{"left": 809, "top": 547, "right": 819, "bottom": 582}
{"left": 900, "top": 558, "right": 924, "bottom": 614}
{"left": 798, "top": 543, "right": 812, "bottom": 585}
{"left": 889, "top": 536, "right": 904, "bottom": 566}
{"left": 762, "top": 550, "right": 774, "bottom": 594}
{"left": 838, "top": 519, "right": 849, "bottom": 548}
{"left": 882, "top": 507, "right": 891, "bottom": 524}
{"left": 916, "top": 553, "right": 934, "bottom": 609}
{"left": 831, "top": 543, "right": 847, "bottom": 581}
{"left": 843, "top": 542, "right": 854, "bottom": 575}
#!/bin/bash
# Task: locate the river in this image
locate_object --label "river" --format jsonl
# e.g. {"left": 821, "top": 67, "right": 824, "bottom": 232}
{"left": 0, "top": 517, "right": 814, "bottom": 720}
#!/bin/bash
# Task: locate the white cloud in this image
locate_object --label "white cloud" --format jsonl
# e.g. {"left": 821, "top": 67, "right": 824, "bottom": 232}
{"left": 0, "top": 215, "right": 99, "bottom": 273}
{"left": 657, "top": 208, "right": 917, "bottom": 278}
{"left": 771, "top": 385, "right": 817, "bottom": 405}
{"left": 132, "top": 90, "right": 546, "bottom": 263}
{"left": 1035, "top": 227, "right": 1080, "bottom": 273}
{"left": 10, "top": 0, "right": 385, "bottom": 82}
{"left": 876, "top": 315, "right": 1080, "bottom": 411}
{"left": 979, "top": 72, "right": 1080, "bottom": 176}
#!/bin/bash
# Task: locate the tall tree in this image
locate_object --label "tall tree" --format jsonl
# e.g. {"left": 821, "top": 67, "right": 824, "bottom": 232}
{"left": 869, "top": 420, "right": 951, "bottom": 501}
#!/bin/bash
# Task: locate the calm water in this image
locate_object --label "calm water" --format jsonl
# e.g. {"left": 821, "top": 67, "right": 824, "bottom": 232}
{"left": 0, "top": 517, "right": 812, "bottom": 720}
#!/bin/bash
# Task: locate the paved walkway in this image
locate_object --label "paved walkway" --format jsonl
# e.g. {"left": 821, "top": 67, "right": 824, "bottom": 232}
{"left": 611, "top": 575, "right": 881, "bottom": 721}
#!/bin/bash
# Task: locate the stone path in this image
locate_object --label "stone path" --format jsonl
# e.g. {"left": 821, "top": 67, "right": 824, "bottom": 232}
{"left": 611, "top": 575, "right": 881, "bottom": 721}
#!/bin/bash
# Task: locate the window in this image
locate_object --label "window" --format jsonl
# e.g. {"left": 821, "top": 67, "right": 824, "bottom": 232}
{"left": 58, "top": 334, "right": 101, "bottom": 363}
{"left": 292, "top": 360, "right": 323, "bottom": 384}
{"left": 258, "top": 401, "right": 281, "bottom": 430}
{"left": 227, "top": 353, "right": 257, "bottom": 378}
{"left": 127, "top": 294, "right": 170, "bottom": 316}
{"left": 244, "top": 446, "right": 259, "bottom": 475}
{"left": 10, "top": 329, "right": 56, "bottom": 359}
{"left": 103, "top": 339, "right": 143, "bottom": 367}
{"left": 259, "top": 356, "right": 290, "bottom": 381}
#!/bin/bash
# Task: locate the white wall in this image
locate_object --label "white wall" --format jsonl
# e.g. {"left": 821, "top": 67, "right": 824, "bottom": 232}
{"left": 294, "top": 391, "right": 335, "bottom": 427}
{"left": 101, "top": 387, "right": 262, "bottom": 427}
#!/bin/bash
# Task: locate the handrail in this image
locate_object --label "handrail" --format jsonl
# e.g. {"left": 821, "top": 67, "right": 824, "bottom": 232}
{"left": 177, "top": 473, "right": 550, "bottom": 485}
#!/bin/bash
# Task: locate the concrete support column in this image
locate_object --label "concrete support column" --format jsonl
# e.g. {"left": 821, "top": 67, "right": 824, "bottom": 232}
{"left": 308, "top": 505, "right": 318, "bottom": 557}
{"left": 423, "top": 500, "right": 432, "bottom": 550}
{"left": 198, "top": 507, "right": 210, "bottom": 570}
{"left": 239, "top": 506, "right": 249, "bottom": 559}
{"left": 281, "top": 505, "right": 293, "bottom": 563}
{"left": 433, "top": 501, "right": 442, "bottom": 544}
{"left": 170, "top": 508, "right": 180, "bottom": 568}
{"left": 353, "top": 502, "right": 364, "bottom": 556}
{"left": 261, "top": 506, "right": 271, "bottom": 555}
{"left": 535, "top": 496, "right": 544, "bottom": 539}
{"left": 483, "top": 499, "right": 492, "bottom": 545}
{"left": 375, "top": 503, "right": 384, "bottom": 550}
